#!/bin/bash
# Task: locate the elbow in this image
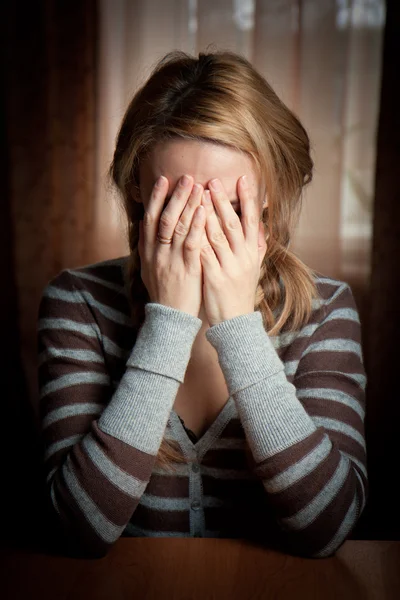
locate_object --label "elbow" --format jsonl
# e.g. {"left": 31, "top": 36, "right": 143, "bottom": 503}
{"left": 52, "top": 525, "right": 112, "bottom": 560}
{"left": 285, "top": 535, "right": 348, "bottom": 559}
{"left": 288, "top": 477, "right": 365, "bottom": 558}
{"left": 44, "top": 502, "right": 112, "bottom": 560}
{"left": 65, "top": 542, "right": 111, "bottom": 560}
{"left": 303, "top": 514, "right": 358, "bottom": 559}
{"left": 58, "top": 521, "right": 113, "bottom": 560}
{"left": 44, "top": 482, "right": 115, "bottom": 559}
{"left": 312, "top": 537, "right": 347, "bottom": 558}
{"left": 279, "top": 506, "right": 360, "bottom": 559}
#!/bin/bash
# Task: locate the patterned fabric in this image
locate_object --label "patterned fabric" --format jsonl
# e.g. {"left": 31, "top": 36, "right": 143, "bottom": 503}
{"left": 38, "top": 255, "right": 367, "bottom": 558}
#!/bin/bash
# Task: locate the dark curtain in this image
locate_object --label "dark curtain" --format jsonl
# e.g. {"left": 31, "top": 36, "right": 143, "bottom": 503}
{"left": 2, "top": 0, "right": 98, "bottom": 548}
{"left": 357, "top": 0, "right": 400, "bottom": 541}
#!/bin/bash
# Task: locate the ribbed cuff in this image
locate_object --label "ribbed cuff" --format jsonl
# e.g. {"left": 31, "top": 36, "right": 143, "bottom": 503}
{"left": 234, "top": 373, "right": 317, "bottom": 462}
{"left": 205, "top": 311, "right": 316, "bottom": 462}
{"left": 127, "top": 303, "right": 202, "bottom": 383}
{"left": 98, "top": 370, "right": 180, "bottom": 454}
{"left": 98, "top": 303, "right": 202, "bottom": 454}
{"left": 205, "top": 311, "right": 284, "bottom": 395}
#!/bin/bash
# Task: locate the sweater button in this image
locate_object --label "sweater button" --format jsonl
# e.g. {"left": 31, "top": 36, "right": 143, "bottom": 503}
{"left": 191, "top": 500, "right": 201, "bottom": 511}
{"left": 191, "top": 463, "right": 200, "bottom": 473}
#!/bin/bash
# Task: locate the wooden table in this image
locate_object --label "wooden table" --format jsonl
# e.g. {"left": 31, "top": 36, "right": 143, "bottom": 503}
{"left": 1, "top": 539, "right": 399, "bottom": 599}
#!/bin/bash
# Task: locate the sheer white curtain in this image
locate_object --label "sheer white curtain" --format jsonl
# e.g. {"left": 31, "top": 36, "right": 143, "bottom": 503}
{"left": 94, "top": 0, "right": 385, "bottom": 292}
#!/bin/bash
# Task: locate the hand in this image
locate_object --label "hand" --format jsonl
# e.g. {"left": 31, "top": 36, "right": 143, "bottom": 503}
{"left": 199, "top": 176, "right": 267, "bottom": 326}
{"left": 138, "top": 174, "right": 206, "bottom": 318}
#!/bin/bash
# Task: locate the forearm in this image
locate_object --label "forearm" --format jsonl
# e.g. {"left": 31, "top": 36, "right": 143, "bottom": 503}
{"left": 44, "top": 303, "right": 202, "bottom": 557}
{"left": 206, "top": 311, "right": 367, "bottom": 557}
{"left": 206, "top": 312, "right": 317, "bottom": 458}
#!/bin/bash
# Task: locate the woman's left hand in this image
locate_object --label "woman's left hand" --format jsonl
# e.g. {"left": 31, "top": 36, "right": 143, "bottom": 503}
{"left": 200, "top": 176, "right": 268, "bottom": 326}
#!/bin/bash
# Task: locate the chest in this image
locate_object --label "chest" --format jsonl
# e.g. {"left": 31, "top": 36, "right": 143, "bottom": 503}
{"left": 173, "top": 339, "right": 230, "bottom": 440}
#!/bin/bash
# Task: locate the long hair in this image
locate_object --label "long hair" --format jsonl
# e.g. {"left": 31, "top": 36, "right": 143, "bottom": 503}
{"left": 109, "top": 49, "right": 318, "bottom": 471}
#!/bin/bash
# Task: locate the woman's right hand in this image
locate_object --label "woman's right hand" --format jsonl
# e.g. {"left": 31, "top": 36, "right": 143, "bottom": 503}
{"left": 138, "top": 174, "right": 206, "bottom": 318}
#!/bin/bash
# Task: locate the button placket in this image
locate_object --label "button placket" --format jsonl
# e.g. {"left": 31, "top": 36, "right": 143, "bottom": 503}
{"left": 189, "top": 461, "right": 204, "bottom": 537}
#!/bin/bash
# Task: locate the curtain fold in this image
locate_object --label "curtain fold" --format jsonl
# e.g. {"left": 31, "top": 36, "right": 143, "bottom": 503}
{"left": 95, "top": 1, "right": 384, "bottom": 314}
{"left": 5, "top": 0, "right": 98, "bottom": 422}
{"left": 362, "top": 0, "right": 400, "bottom": 540}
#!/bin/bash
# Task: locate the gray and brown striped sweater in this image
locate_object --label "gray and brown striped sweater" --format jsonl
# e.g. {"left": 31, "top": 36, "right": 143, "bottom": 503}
{"left": 38, "top": 255, "right": 367, "bottom": 558}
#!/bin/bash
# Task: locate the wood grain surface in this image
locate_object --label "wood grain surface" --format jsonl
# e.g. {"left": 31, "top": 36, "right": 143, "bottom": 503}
{"left": 2, "top": 539, "right": 399, "bottom": 600}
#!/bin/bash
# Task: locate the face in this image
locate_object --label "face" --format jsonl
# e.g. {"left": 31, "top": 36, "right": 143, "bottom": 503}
{"left": 138, "top": 138, "right": 267, "bottom": 218}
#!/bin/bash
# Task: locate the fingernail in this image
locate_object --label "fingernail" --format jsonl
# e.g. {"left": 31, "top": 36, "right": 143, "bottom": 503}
{"left": 203, "top": 190, "right": 212, "bottom": 203}
{"left": 195, "top": 205, "right": 204, "bottom": 219}
{"left": 155, "top": 175, "right": 166, "bottom": 188}
{"left": 209, "top": 179, "right": 221, "bottom": 191}
{"left": 181, "top": 175, "right": 191, "bottom": 186}
{"left": 241, "top": 175, "right": 248, "bottom": 187}
{"left": 192, "top": 183, "right": 203, "bottom": 194}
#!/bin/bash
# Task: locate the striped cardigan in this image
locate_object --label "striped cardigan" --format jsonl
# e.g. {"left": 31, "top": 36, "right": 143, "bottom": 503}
{"left": 37, "top": 256, "right": 367, "bottom": 558}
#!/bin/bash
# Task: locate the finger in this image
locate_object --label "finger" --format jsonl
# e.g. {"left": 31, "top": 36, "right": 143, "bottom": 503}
{"left": 238, "top": 175, "right": 259, "bottom": 249}
{"left": 171, "top": 183, "right": 203, "bottom": 251}
{"left": 201, "top": 189, "right": 232, "bottom": 267}
{"left": 183, "top": 205, "right": 206, "bottom": 265}
{"left": 208, "top": 178, "right": 244, "bottom": 253}
{"left": 158, "top": 175, "right": 194, "bottom": 249}
{"left": 143, "top": 175, "right": 169, "bottom": 257}
{"left": 200, "top": 228, "right": 210, "bottom": 259}
{"left": 199, "top": 209, "right": 220, "bottom": 270}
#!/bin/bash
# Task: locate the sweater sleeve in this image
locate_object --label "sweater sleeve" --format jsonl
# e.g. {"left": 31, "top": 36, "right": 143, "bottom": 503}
{"left": 205, "top": 282, "right": 367, "bottom": 558}
{"left": 38, "top": 270, "right": 202, "bottom": 557}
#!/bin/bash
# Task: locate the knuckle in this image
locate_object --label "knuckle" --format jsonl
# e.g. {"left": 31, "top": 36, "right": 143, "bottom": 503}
{"left": 226, "top": 217, "right": 241, "bottom": 230}
{"left": 174, "top": 220, "right": 189, "bottom": 237}
{"left": 159, "top": 213, "right": 173, "bottom": 229}
{"left": 201, "top": 242, "right": 214, "bottom": 254}
{"left": 184, "top": 238, "right": 198, "bottom": 251}
{"left": 244, "top": 213, "right": 258, "bottom": 226}
{"left": 210, "top": 230, "right": 226, "bottom": 245}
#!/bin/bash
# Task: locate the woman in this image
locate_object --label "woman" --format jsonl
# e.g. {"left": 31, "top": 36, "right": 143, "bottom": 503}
{"left": 38, "top": 50, "right": 367, "bottom": 559}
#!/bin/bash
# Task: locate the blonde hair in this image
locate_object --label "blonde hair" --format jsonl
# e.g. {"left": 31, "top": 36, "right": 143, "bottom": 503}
{"left": 110, "top": 49, "right": 318, "bottom": 471}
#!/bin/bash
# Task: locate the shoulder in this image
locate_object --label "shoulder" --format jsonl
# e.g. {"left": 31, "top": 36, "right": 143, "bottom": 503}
{"left": 51, "top": 255, "right": 129, "bottom": 290}
{"left": 302, "top": 273, "right": 362, "bottom": 351}
{"left": 291, "top": 273, "right": 366, "bottom": 390}
{"left": 311, "top": 273, "right": 360, "bottom": 321}
{"left": 39, "top": 255, "right": 131, "bottom": 322}
{"left": 42, "top": 256, "right": 130, "bottom": 298}
{"left": 273, "top": 273, "right": 361, "bottom": 354}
